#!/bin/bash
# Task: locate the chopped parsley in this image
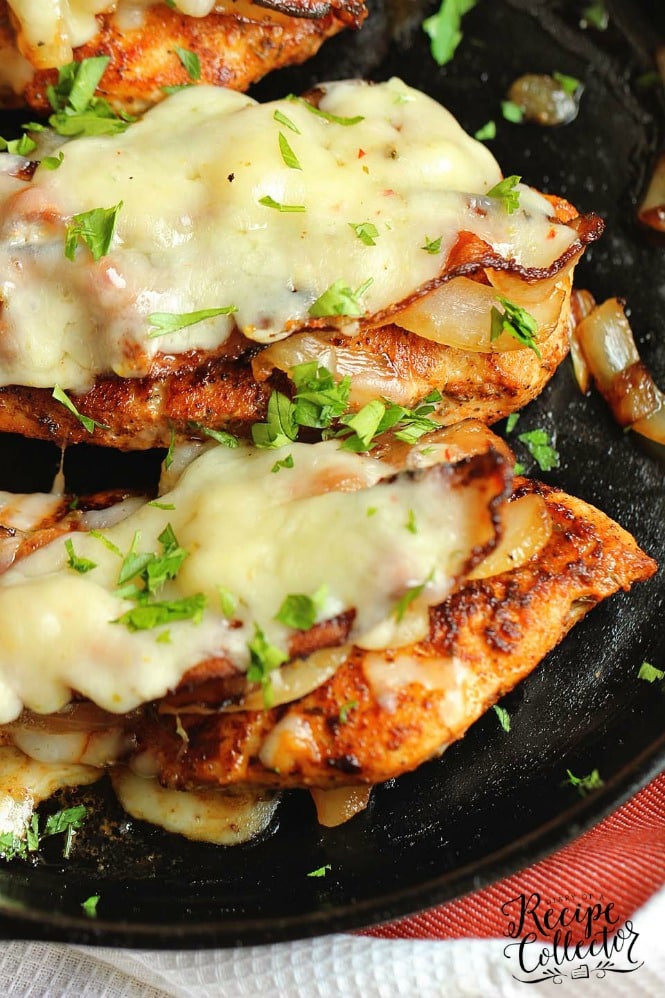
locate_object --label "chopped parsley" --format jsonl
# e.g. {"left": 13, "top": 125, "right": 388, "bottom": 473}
{"left": 81, "top": 895, "right": 100, "bottom": 918}
{"left": 307, "top": 864, "right": 332, "bottom": 878}
{"left": 308, "top": 277, "right": 373, "bottom": 318}
{"left": 46, "top": 57, "right": 134, "bottom": 137}
{"left": 247, "top": 625, "right": 288, "bottom": 707}
{"left": 337, "top": 399, "right": 386, "bottom": 450}
{"left": 278, "top": 132, "right": 302, "bottom": 170}
{"left": 258, "top": 195, "right": 306, "bottom": 213}
{"left": 566, "top": 768, "right": 604, "bottom": 796}
{"left": 218, "top": 585, "right": 237, "bottom": 620}
{"left": 251, "top": 391, "right": 298, "bottom": 449}
{"left": 40, "top": 151, "right": 65, "bottom": 171}
{"left": 490, "top": 297, "right": 540, "bottom": 357}
{"left": 349, "top": 221, "right": 379, "bottom": 246}
{"left": 52, "top": 385, "right": 108, "bottom": 434}
{"left": 393, "top": 573, "right": 433, "bottom": 623}
{"left": 64, "top": 201, "right": 123, "bottom": 262}
{"left": 486, "top": 175, "right": 521, "bottom": 214}
{"left": 291, "top": 362, "right": 351, "bottom": 429}
{"left": 581, "top": 2, "right": 609, "bottom": 31}
{"left": 421, "top": 235, "right": 443, "bottom": 254}
{"left": 0, "top": 134, "right": 36, "bottom": 156}
{"left": 189, "top": 423, "right": 239, "bottom": 448}
{"left": 174, "top": 47, "right": 201, "bottom": 82}
{"left": 164, "top": 424, "right": 176, "bottom": 470}
{"left": 273, "top": 109, "right": 300, "bottom": 133}
{"left": 501, "top": 100, "right": 525, "bottom": 124}
{"left": 493, "top": 705, "right": 511, "bottom": 732}
{"left": 147, "top": 306, "right": 237, "bottom": 337}
{"left": 275, "top": 586, "right": 327, "bottom": 630}
{"left": 423, "top": 0, "right": 478, "bottom": 67}
{"left": 474, "top": 120, "right": 496, "bottom": 141}
{"left": 115, "top": 594, "right": 207, "bottom": 631}
{"left": 337, "top": 391, "right": 443, "bottom": 451}
{"left": 64, "top": 538, "right": 97, "bottom": 574}
{"left": 1, "top": 806, "right": 88, "bottom": 862}
{"left": 287, "top": 96, "right": 363, "bottom": 126}
{"left": 552, "top": 71, "right": 581, "bottom": 95}
{"left": 405, "top": 509, "right": 418, "bottom": 534}
{"left": 505, "top": 412, "right": 521, "bottom": 434}
{"left": 116, "top": 524, "right": 188, "bottom": 600}
{"left": 271, "top": 454, "right": 294, "bottom": 473}
{"left": 517, "top": 428, "right": 560, "bottom": 472}
{"left": 638, "top": 661, "right": 664, "bottom": 683}
{"left": 148, "top": 500, "right": 176, "bottom": 510}
{"left": 338, "top": 700, "right": 358, "bottom": 724}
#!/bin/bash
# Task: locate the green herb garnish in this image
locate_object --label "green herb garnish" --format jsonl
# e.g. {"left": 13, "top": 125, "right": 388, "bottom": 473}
{"left": 490, "top": 297, "right": 540, "bottom": 357}
{"left": 247, "top": 624, "right": 288, "bottom": 707}
{"left": 423, "top": 0, "right": 478, "bottom": 67}
{"left": 81, "top": 895, "right": 100, "bottom": 918}
{"left": 46, "top": 57, "right": 134, "bottom": 137}
{"left": 566, "top": 768, "right": 604, "bottom": 796}
{"left": 273, "top": 109, "right": 300, "bottom": 133}
{"left": 287, "top": 96, "right": 363, "bottom": 126}
{"left": 65, "top": 538, "right": 97, "bottom": 574}
{"left": 493, "top": 705, "right": 511, "bottom": 732}
{"left": 189, "top": 423, "right": 239, "bottom": 448}
{"left": 501, "top": 100, "right": 524, "bottom": 124}
{"left": 349, "top": 221, "right": 379, "bottom": 246}
{"left": 64, "top": 201, "right": 123, "bottom": 262}
{"left": 258, "top": 195, "right": 305, "bottom": 213}
{"left": 52, "top": 385, "right": 108, "bottom": 434}
{"left": 308, "top": 277, "right": 373, "bottom": 318}
{"left": 552, "top": 71, "right": 581, "bottom": 95}
{"left": 0, "top": 134, "right": 36, "bottom": 156}
{"left": 307, "top": 864, "right": 332, "bottom": 878}
{"left": 174, "top": 47, "right": 201, "bottom": 81}
{"left": 278, "top": 132, "right": 302, "bottom": 170}
{"left": 147, "top": 305, "right": 237, "bottom": 337}
{"left": 638, "top": 661, "right": 664, "bottom": 683}
{"left": 421, "top": 235, "right": 443, "bottom": 254}
{"left": 486, "top": 175, "right": 521, "bottom": 214}
{"left": 517, "top": 428, "right": 560, "bottom": 472}
{"left": 275, "top": 586, "right": 327, "bottom": 631}
{"left": 115, "top": 594, "right": 207, "bottom": 632}
{"left": 338, "top": 700, "right": 358, "bottom": 724}
{"left": 474, "top": 120, "right": 496, "bottom": 141}
{"left": 271, "top": 454, "right": 294, "bottom": 473}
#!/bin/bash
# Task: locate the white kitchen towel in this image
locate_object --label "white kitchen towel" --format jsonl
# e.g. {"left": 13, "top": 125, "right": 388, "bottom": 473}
{"left": 0, "top": 886, "right": 662, "bottom": 998}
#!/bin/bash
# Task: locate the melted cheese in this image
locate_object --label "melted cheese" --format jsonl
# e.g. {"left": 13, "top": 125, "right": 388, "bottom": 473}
{"left": 0, "top": 745, "right": 99, "bottom": 837}
{"left": 0, "top": 439, "right": 501, "bottom": 722}
{"left": 0, "top": 79, "right": 578, "bottom": 390}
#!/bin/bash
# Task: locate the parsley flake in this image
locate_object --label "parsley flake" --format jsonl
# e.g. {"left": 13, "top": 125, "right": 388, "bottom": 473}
{"left": 258, "top": 195, "right": 305, "bottom": 213}
{"left": 115, "top": 594, "right": 207, "bottom": 632}
{"left": 553, "top": 71, "right": 582, "bottom": 95}
{"left": 638, "top": 661, "right": 664, "bottom": 683}
{"left": 486, "top": 175, "right": 521, "bottom": 214}
{"left": 164, "top": 424, "right": 176, "bottom": 471}
{"left": 566, "top": 768, "right": 604, "bottom": 796}
{"left": 393, "top": 573, "right": 433, "bottom": 623}
{"left": 65, "top": 538, "right": 97, "bottom": 574}
{"left": 247, "top": 625, "right": 288, "bottom": 707}
{"left": 308, "top": 278, "right": 373, "bottom": 318}
{"left": 278, "top": 132, "right": 302, "bottom": 170}
{"left": 0, "top": 134, "right": 36, "bottom": 156}
{"left": 307, "top": 864, "right": 332, "bottom": 878}
{"left": 273, "top": 109, "right": 300, "bottom": 134}
{"left": 271, "top": 454, "right": 294, "bottom": 473}
{"left": 493, "top": 705, "right": 511, "bottom": 732}
{"left": 81, "top": 894, "right": 100, "bottom": 918}
{"left": 349, "top": 221, "right": 379, "bottom": 246}
{"left": 46, "top": 57, "right": 134, "bottom": 137}
{"left": 517, "top": 428, "right": 560, "bottom": 472}
{"left": 501, "top": 100, "right": 525, "bottom": 124}
{"left": 218, "top": 585, "right": 237, "bottom": 619}
{"left": 338, "top": 700, "right": 358, "bottom": 724}
{"left": 287, "top": 96, "right": 363, "bottom": 126}
{"left": 64, "top": 201, "right": 123, "bottom": 262}
{"left": 275, "top": 586, "right": 327, "bottom": 630}
{"left": 174, "top": 47, "right": 201, "bottom": 81}
{"left": 423, "top": 0, "right": 478, "bottom": 67}
{"left": 251, "top": 391, "right": 298, "bottom": 449}
{"left": 490, "top": 297, "right": 540, "bottom": 357}
{"left": 405, "top": 509, "right": 418, "bottom": 534}
{"left": 581, "top": 2, "right": 609, "bottom": 31}
{"left": 148, "top": 500, "right": 176, "bottom": 510}
{"left": 505, "top": 412, "right": 521, "bottom": 434}
{"left": 147, "top": 306, "right": 237, "bottom": 337}
{"left": 474, "top": 120, "right": 496, "bottom": 141}
{"left": 40, "top": 151, "right": 65, "bottom": 170}
{"left": 421, "top": 235, "right": 443, "bottom": 254}
{"left": 52, "top": 385, "right": 108, "bottom": 434}
{"left": 189, "top": 423, "right": 239, "bottom": 448}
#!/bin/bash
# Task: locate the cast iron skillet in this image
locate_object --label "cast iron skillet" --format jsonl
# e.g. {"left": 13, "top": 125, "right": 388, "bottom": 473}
{"left": 0, "top": 0, "right": 663, "bottom": 946}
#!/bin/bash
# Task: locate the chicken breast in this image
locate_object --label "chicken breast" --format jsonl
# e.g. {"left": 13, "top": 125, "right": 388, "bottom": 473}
{"left": 0, "top": 79, "right": 602, "bottom": 449}
{"left": 0, "top": 0, "right": 366, "bottom": 112}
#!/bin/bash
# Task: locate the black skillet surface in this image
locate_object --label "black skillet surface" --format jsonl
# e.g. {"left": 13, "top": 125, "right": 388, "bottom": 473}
{"left": 0, "top": 0, "right": 663, "bottom": 946}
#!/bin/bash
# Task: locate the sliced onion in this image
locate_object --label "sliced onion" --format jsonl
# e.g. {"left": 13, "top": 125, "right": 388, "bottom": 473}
{"left": 486, "top": 260, "right": 575, "bottom": 308}
{"left": 393, "top": 275, "right": 566, "bottom": 353}
{"left": 638, "top": 153, "right": 665, "bottom": 232}
{"left": 310, "top": 785, "right": 372, "bottom": 827}
{"left": 575, "top": 297, "right": 665, "bottom": 443}
{"left": 569, "top": 288, "right": 597, "bottom": 394}
{"left": 468, "top": 493, "right": 552, "bottom": 581}
{"left": 161, "top": 645, "right": 351, "bottom": 715}
{"left": 252, "top": 331, "right": 426, "bottom": 408}
{"left": 111, "top": 768, "right": 279, "bottom": 845}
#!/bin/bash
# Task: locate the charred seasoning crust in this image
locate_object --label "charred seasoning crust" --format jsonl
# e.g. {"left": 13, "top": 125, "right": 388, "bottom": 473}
{"left": 134, "top": 480, "right": 656, "bottom": 792}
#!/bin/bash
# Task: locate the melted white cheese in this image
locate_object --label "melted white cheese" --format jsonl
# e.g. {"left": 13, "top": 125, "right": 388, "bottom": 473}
{"left": 0, "top": 439, "right": 499, "bottom": 722}
{"left": 0, "top": 79, "right": 577, "bottom": 390}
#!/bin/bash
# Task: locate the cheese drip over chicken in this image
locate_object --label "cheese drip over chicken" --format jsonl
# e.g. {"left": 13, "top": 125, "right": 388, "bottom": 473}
{"left": 0, "top": 439, "right": 507, "bottom": 723}
{"left": 0, "top": 78, "right": 579, "bottom": 391}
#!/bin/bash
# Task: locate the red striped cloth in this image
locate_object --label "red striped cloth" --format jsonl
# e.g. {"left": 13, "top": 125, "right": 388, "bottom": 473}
{"left": 362, "top": 771, "right": 665, "bottom": 942}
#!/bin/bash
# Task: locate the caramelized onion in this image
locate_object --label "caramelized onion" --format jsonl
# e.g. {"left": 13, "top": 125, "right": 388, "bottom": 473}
{"left": 507, "top": 74, "right": 580, "bottom": 126}
{"left": 574, "top": 297, "right": 665, "bottom": 443}
{"left": 638, "top": 153, "right": 665, "bottom": 232}
{"left": 468, "top": 494, "right": 552, "bottom": 581}
{"left": 393, "top": 275, "right": 566, "bottom": 353}
{"left": 111, "top": 769, "right": 279, "bottom": 845}
{"left": 569, "top": 288, "right": 597, "bottom": 394}
{"left": 310, "top": 785, "right": 372, "bottom": 827}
